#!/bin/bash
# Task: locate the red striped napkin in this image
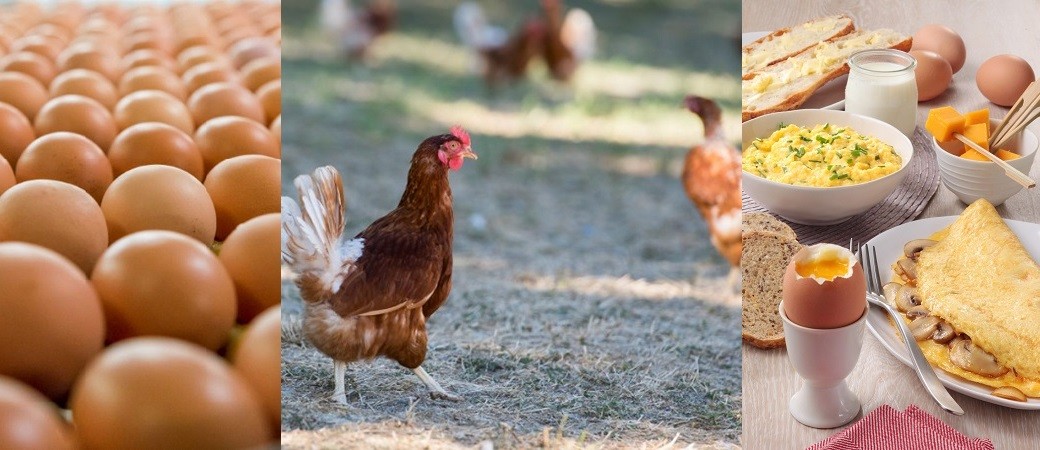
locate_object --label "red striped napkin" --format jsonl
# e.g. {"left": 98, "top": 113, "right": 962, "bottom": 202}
{"left": 807, "top": 405, "right": 994, "bottom": 450}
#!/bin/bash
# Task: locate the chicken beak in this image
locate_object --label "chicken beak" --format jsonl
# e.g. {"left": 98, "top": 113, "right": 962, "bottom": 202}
{"left": 461, "top": 147, "right": 478, "bottom": 160}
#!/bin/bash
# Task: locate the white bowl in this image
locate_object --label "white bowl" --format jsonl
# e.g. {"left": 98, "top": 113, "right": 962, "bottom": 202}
{"left": 742, "top": 109, "right": 914, "bottom": 225}
{"left": 933, "top": 119, "right": 1037, "bottom": 206}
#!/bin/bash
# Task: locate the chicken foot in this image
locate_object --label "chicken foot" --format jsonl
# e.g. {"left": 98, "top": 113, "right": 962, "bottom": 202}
{"left": 412, "top": 366, "right": 462, "bottom": 401}
{"left": 333, "top": 360, "right": 349, "bottom": 405}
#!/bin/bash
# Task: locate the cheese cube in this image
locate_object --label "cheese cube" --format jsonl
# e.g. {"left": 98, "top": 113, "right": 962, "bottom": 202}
{"left": 926, "top": 106, "right": 965, "bottom": 142}
{"left": 959, "top": 149, "right": 989, "bottom": 161}
{"left": 995, "top": 149, "right": 1021, "bottom": 161}
{"left": 961, "top": 123, "right": 990, "bottom": 150}
{"left": 964, "top": 108, "right": 990, "bottom": 127}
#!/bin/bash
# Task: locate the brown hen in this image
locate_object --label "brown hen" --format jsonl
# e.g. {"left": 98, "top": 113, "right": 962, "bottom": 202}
{"left": 281, "top": 127, "right": 477, "bottom": 403}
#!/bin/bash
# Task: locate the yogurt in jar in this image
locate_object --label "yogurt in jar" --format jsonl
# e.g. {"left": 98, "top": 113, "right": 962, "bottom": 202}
{"left": 844, "top": 50, "right": 918, "bottom": 136}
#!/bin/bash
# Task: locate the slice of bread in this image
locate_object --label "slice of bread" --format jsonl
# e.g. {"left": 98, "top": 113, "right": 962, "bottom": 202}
{"left": 742, "top": 29, "right": 912, "bottom": 121}
{"left": 741, "top": 231, "right": 802, "bottom": 349}
{"left": 741, "top": 212, "right": 796, "bottom": 241}
{"left": 742, "top": 14, "right": 855, "bottom": 76}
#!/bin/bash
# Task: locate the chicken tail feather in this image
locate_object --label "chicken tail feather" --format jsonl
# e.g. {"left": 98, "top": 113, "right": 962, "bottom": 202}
{"left": 281, "top": 166, "right": 361, "bottom": 300}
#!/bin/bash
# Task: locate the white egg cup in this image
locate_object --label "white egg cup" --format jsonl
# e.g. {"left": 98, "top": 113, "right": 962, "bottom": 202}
{"left": 779, "top": 301, "right": 867, "bottom": 429}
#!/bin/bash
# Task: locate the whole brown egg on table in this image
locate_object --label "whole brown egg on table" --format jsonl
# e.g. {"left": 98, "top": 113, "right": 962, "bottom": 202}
{"left": 0, "top": 1, "right": 281, "bottom": 448}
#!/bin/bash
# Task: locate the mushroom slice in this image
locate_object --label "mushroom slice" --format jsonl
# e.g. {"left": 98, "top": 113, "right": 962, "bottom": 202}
{"left": 931, "top": 321, "right": 955, "bottom": 344}
{"left": 949, "top": 338, "right": 1009, "bottom": 377}
{"left": 895, "top": 286, "right": 921, "bottom": 313}
{"left": 882, "top": 282, "right": 902, "bottom": 307}
{"left": 906, "top": 305, "right": 930, "bottom": 319}
{"left": 992, "top": 386, "right": 1027, "bottom": 402}
{"left": 903, "top": 239, "right": 938, "bottom": 261}
{"left": 895, "top": 258, "right": 917, "bottom": 284}
{"left": 909, "top": 315, "right": 940, "bottom": 341}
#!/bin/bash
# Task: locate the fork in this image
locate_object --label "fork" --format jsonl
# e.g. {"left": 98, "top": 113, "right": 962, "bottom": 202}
{"left": 856, "top": 242, "right": 965, "bottom": 415}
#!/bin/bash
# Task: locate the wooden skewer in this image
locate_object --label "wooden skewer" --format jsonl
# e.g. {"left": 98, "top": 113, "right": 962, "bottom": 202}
{"left": 953, "top": 133, "right": 1035, "bottom": 188}
{"left": 990, "top": 81, "right": 1040, "bottom": 148}
{"left": 992, "top": 107, "right": 1040, "bottom": 150}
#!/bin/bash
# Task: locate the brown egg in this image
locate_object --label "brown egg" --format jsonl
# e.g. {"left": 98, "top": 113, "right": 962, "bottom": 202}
{"left": 195, "top": 116, "right": 278, "bottom": 173}
{"left": 0, "top": 158, "right": 13, "bottom": 196}
{"left": 231, "top": 306, "right": 280, "bottom": 435}
{"left": 174, "top": 34, "right": 218, "bottom": 56}
{"left": 0, "top": 376, "right": 77, "bottom": 449}
{"left": 27, "top": 23, "right": 72, "bottom": 45}
{"left": 782, "top": 244, "right": 866, "bottom": 329}
{"left": 270, "top": 114, "right": 280, "bottom": 151}
{"left": 49, "top": 69, "right": 119, "bottom": 110}
{"left": 188, "top": 82, "right": 265, "bottom": 125}
{"left": 9, "top": 34, "right": 63, "bottom": 62}
{"left": 120, "top": 48, "right": 176, "bottom": 73}
{"left": 977, "top": 54, "right": 1036, "bottom": 107}
{"left": 0, "top": 72, "right": 49, "bottom": 121}
{"left": 69, "top": 337, "right": 270, "bottom": 449}
{"left": 90, "top": 231, "right": 235, "bottom": 348}
{"left": 121, "top": 32, "right": 173, "bottom": 57}
{"left": 176, "top": 45, "right": 224, "bottom": 74}
{"left": 910, "top": 50, "right": 953, "bottom": 102}
{"left": 0, "top": 242, "right": 104, "bottom": 401}
{"left": 112, "top": 90, "right": 194, "bottom": 134}
{"left": 0, "top": 180, "right": 108, "bottom": 273}
{"left": 912, "top": 24, "right": 966, "bottom": 74}
{"left": 101, "top": 165, "right": 215, "bottom": 244}
{"left": 205, "top": 155, "right": 279, "bottom": 240}
{"left": 56, "top": 44, "right": 121, "bottom": 82}
{"left": 108, "top": 123, "right": 203, "bottom": 180}
{"left": 34, "top": 95, "right": 117, "bottom": 151}
{"left": 118, "top": 66, "right": 187, "bottom": 100}
{"left": 239, "top": 56, "right": 279, "bottom": 93}
{"left": 182, "top": 61, "right": 239, "bottom": 93}
{"left": 0, "top": 51, "right": 57, "bottom": 85}
{"left": 256, "top": 79, "right": 280, "bottom": 125}
{"left": 220, "top": 214, "right": 279, "bottom": 322}
{"left": 16, "top": 132, "right": 113, "bottom": 202}
{"left": 228, "top": 36, "right": 277, "bottom": 70}
{"left": 0, "top": 102, "right": 35, "bottom": 168}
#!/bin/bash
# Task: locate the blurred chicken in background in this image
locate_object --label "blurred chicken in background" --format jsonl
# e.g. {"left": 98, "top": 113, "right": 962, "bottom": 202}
{"left": 321, "top": 0, "right": 396, "bottom": 59}
{"left": 541, "top": 0, "right": 595, "bottom": 82}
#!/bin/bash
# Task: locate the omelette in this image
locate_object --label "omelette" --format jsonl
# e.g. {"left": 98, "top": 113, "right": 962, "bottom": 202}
{"left": 910, "top": 199, "right": 1040, "bottom": 397}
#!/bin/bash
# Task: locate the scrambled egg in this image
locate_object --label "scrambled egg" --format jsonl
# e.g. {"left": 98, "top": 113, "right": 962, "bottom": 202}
{"left": 742, "top": 123, "right": 902, "bottom": 187}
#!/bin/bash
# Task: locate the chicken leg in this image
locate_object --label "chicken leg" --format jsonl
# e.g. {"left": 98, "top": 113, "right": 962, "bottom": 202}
{"left": 412, "top": 366, "right": 462, "bottom": 401}
{"left": 333, "top": 360, "right": 348, "bottom": 404}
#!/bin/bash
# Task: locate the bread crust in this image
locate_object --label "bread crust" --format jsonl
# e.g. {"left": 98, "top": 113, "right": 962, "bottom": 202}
{"left": 742, "top": 14, "right": 855, "bottom": 76}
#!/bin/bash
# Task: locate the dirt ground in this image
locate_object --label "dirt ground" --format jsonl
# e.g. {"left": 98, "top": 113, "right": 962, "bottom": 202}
{"left": 280, "top": 1, "right": 742, "bottom": 448}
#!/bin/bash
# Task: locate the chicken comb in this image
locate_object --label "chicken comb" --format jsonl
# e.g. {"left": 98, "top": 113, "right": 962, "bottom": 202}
{"left": 450, "top": 125, "right": 471, "bottom": 147}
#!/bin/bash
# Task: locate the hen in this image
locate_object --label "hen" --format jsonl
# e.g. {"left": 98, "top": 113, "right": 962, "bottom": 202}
{"left": 454, "top": 2, "right": 545, "bottom": 88}
{"left": 281, "top": 127, "right": 477, "bottom": 403}
{"left": 541, "top": 0, "right": 596, "bottom": 82}
{"left": 681, "top": 96, "right": 741, "bottom": 280}
{"left": 320, "top": 0, "right": 396, "bottom": 59}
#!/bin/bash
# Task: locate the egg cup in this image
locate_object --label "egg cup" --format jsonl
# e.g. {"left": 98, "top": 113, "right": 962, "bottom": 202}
{"left": 780, "top": 301, "right": 867, "bottom": 429}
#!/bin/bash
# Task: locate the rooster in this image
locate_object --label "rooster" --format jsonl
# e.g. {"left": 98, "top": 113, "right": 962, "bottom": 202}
{"left": 454, "top": 2, "right": 545, "bottom": 88}
{"left": 681, "top": 96, "right": 741, "bottom": 284}
{"left": 320, "top": 0, "right": 396, "bottom": 59}
{"left": 281, "top": 127, "right": 477, "bottom": 403}
{"left": 541, "top": 0, "right": 596, "bottom": 82}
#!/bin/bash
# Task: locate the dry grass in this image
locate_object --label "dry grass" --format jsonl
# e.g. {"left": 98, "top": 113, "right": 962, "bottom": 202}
{"left": 280, "top": 0, "right": 741, "bottom": 447}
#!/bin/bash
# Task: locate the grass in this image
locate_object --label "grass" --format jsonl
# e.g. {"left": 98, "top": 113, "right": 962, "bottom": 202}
{"left": 280, "top": 0, "right": 741, "bottom": 448}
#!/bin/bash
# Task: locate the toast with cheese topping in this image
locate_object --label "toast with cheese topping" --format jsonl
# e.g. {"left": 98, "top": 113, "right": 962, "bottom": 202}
{"left": 742, "top": 14, "right": 855, "bottom": 76}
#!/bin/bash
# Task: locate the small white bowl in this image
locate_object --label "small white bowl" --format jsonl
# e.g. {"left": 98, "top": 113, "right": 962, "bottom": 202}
{"left": 742, "top": 109, "right": 914, "bottom": 225}
{"left": 932, "top": 119, "right": 1037, "bottom": 206}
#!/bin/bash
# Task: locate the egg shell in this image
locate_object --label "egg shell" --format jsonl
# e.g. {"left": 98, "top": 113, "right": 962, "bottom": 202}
{"left": 16, "top": 132, "right": 113, "bottom": 202}
{"left": 0, "top": 180, "right": 108, "bottom": 274}
{"left": 112, "top": 89, "right": 194, "bottom": 134}
{"left": 0, "top": 242, "right": 105, "bottom": 402}
{"left": 90, "top": 231, "right": 235, "bottom": 349}
{"left": 0, "top": 102, "right": 35, "bottom": 167}
{"left": 205, "top": 154, "right": 280, "bottom": 240}
{"left": 9, "top": 34, "right": 63, "bottom": 62}
{"left": 56, "top": 44, "right": 121, "bottom": 82}
{"left": 34, "top": 95, "right": 118, "bottom": 151}
{"left": 911, "top": 24, "right": 966, "bottom": 74}
{"left": 69, "top": 337, "right": 271, "bottom": 450}
{"left": 270, "top": 114, "right": 280, "bottom": 150}
{"left": 0, "top": 72, "right": 49, "bottom": 121}
{"left": 194, "top": 116, "right": 279, "bottom": 173}
{"left": 239, "top": 56, "right": 279, "bottom": 92}
{"left": 187, "top": 81, "right": 265, "bottom": 125}
{"left": 976, "top": 54, "right": 1036, "bottom": 107}
{"left": 256, "top": 79, "right": 280, "bottom": 124}
{"left": 0, "top": 158, "right": 13, "bottom": 196}
{"left": 182, "top": 61, "right": 239, "bottom": 94}
{"left": 49, "top": 69, "right": 120, "bottom": 111}
{"left": 910, "top": 50, "right": 952, "bottom": 102}
{"left": 0, "top": 376, "right": 77, "bottom": 449}
{"left": 101, "top": 165, "right": 215, "bottom": 244}
{"left": 231, "top": 307, "right": 280, "bottom": 435}
{"left": 228, "top": 36, "right": 277, "bottom": 69}
{"left": 120, "top": 48, "right": 176, "bottom": 73}
{"left": 0, "top": 51, "right": 57, "bottom": 86}
{"left": 176, "top": 45, "right": 225, "bottom": 74}
{"left": 108, "top": 122, "right": 203, "bottom": 180}
{"left": 118, "top": 66, "right": 187, "bottom": 101}
{"left": 220, "top": 214, "right": 279, "bottom": 322}
{"left": 782, "top": 244, "right": 867, "bottom": 329}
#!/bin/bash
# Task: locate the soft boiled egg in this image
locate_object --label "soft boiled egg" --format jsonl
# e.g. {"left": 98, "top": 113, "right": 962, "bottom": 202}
{"left": 782, "top": 243, "right": 866, "bottom": 329}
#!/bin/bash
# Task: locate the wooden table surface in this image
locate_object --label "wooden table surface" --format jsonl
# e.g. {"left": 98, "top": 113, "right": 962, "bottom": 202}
{"left": 742, "top": 1, "right": 1040, "bottom": 448}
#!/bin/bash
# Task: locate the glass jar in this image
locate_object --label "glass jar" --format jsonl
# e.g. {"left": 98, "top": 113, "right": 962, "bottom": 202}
{"left": 844, "top": 50, "right": 918, "bottom": 136}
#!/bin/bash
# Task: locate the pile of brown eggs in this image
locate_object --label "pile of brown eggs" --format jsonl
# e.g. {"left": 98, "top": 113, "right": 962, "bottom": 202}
{"left": 0, "top": 1, "right": 280, "bottom": 448}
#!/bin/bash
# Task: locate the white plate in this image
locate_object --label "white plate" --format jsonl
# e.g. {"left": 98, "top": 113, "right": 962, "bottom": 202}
{"left": 863, "top": 216, "right": 1040, "bottom": 410}
{"left": 742, "top": 31, "right": 846, "bottom": 111}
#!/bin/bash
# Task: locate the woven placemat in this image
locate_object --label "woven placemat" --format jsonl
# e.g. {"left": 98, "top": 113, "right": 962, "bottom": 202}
{"left": 742, "top": 127, "right": 940, "bottom": 246}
